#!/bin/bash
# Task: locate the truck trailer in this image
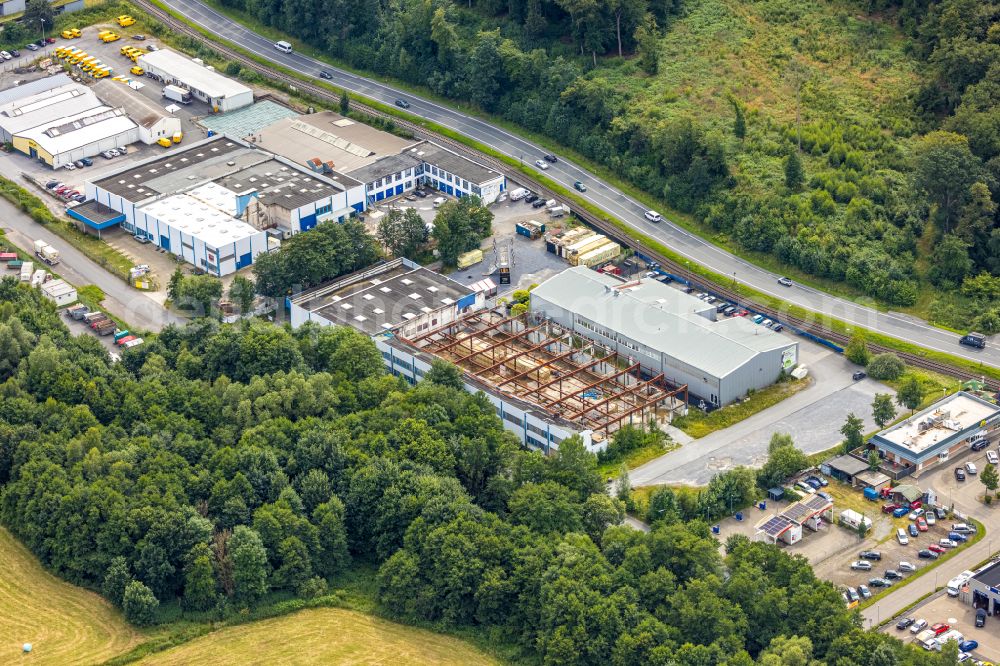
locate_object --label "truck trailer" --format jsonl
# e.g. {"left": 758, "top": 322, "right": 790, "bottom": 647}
{"left": 33, "top": 240, "right": 60, "bottom": 265}
{"left": 162, "top": 84, "right": 192, "bottom": 104}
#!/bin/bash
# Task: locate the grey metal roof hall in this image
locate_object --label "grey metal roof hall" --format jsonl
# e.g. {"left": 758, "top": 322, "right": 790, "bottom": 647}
{"left": 530, "top": 266, "right": 792, "bottom": 379}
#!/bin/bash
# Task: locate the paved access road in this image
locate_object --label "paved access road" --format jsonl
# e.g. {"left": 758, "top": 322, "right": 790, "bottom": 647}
{"left": 152, "top": 0, "right": 997, "bottom": 369}
{"left": 1, "top": 197, "right": 184, "bottom": 332}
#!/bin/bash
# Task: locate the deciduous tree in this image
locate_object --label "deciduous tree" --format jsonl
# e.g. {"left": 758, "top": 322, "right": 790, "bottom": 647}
{"left": 872, "top": 393, "right": 896, "bottom": 429}
{"left": 895, "top": 376, "right": 924, "bottom": 413}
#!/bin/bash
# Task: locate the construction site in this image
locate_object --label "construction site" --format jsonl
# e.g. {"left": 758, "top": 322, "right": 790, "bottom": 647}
{"left": 397, "top": 308, "right": 688, "bottom": 446}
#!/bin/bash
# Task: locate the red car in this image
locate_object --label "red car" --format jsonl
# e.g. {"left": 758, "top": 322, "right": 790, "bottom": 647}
{"left": 910, "top": 500, "right": 922, "bottom": 510}
{"left": 737, "top": 310, "right": 749, "bottom": 317}
{"left": 916, "top": 517, "right": 928, "bottom": 532}
{"left": 930, "top": 623, "right": 950, "bottom": 635}
{"left": 928, "top": 544, "right": 946, "bottom": 554}
{"left": 882, "top": 503, "right": 900, "bottom": 514}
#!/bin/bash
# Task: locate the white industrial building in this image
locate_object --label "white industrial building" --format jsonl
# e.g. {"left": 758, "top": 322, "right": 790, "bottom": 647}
{"left": 137, "top": 49, "right": 254, "bottom": 113}
{"left": 530, "top": 266, "right": 799, "bottom": 407}
{"left": 0, "top": 76, "right": 138, "bottom": 167}
{"left": 135, "top": 195, "right": 266, "bottom": 275}
{"left": 94, "top": 80, "right": 182, "bottom": 145}
{"left": 84, "top": 136, "right": 364, "bottom": 273}
{"left": 256, "top": 111, "right": 506, "bottom": 205}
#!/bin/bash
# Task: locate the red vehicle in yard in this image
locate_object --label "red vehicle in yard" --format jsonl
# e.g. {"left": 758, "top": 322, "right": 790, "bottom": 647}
{"left": 916, "top": 517, "right": 928, "bottom": 532}
{"left": 882, "top": 504, "right": 900, "bottom": 514}
{"left": 928, "top": 544, "right": 946, "bottom": 554}
{"left": 930, "top": 623, "right": 950, "bottom": 635}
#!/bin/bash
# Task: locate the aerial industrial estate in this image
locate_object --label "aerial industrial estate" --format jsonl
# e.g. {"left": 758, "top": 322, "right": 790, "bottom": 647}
{"left": 0, "top": 5, "right": 998, "bottom": 666}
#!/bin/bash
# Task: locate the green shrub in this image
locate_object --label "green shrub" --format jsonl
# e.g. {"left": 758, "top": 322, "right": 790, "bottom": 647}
{"left": 867, "top": 352, "right": 905, "bottom": 380}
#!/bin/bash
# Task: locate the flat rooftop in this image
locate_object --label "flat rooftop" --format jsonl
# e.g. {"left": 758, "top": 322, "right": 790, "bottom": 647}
{"left": 21, "top": 107, "right": 136, "bottom": 155}
{"left": 0, "top": 83, "right": 102, "bottom": 136}
{"left": 137, "top": 49, "right": 251, "bottom": 99}
{"left": 0, "top": 73, "right": 72, "bottom": 107}
{"left": 290, "top": 258, "right": 473, "bottom": 336}
{"left": 875, "top": 392, "right": 1000, "bottom": 455}
{"left": 94, "top": 79, "right": 172, "bottom": 130}
{"left": 346, "top": 152, "right": 423, "bottom": 185}
{"left": 199, "top": 100, "right": 299, "bottom": 139}
{"left": 416, "top": 142, "right": 503, "bottom": 185}
{"left": 91, "top": 136, "right": 350, "bottom": 208}
{"left": 974, "top": 560, "right": 1000, "bottom": 589}
{"left": 139, "top": 194, "right": 262, "bottom": 249}
{"left": 256, "top": 111, "right": 418, "bottom": 174}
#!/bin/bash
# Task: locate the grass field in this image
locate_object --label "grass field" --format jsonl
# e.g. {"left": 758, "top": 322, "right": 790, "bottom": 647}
{"left": 137, "top": 607, "right": 498, "bottom": 666}
{"left": 0, "top": 527, "right": 141, "bottom": 665}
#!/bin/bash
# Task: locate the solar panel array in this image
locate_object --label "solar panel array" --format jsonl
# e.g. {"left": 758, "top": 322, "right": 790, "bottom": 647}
{"left": 758, "top": 515, "right": 794, "bottom": 537}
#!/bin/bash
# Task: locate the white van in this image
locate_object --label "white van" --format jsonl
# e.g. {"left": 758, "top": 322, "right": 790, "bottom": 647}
{"left": 274, "top": 41, "right": 293, "bottom": 54}
{"left": 508, "top": 187, "right": 530, "bottom": 201}
{"left": 432, "top": 196, "right": 446, "bottom": 208}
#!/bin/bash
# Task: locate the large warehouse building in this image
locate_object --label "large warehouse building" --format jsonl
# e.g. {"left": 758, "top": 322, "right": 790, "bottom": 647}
{"left": 0, "top": 76, "right": 138, "bottom": 167}
{"left": 137, "top": 49, "right": 254, "bottom": 113}
{"left": 868, "top": 391, "right": 1000, "bottom": 475}
{"left": 288, "top": 259, "right": 684, "bottom": 452}
{"left": 84, "top": 136, "right": 365, "bottom": 274}
{"left": 529, "top": 266, "right": 799, "bottom": 407}
{"left": 93, "top": 80, "right": 182, "bottom": 145}
{"left": 255, "top": 111, "right": 506, "bottom": 204}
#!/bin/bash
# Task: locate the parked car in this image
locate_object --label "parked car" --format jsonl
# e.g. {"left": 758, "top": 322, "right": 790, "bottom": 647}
{"left": 930, "top": 623, "right": 950, "bottom": 635}
{"left": 972, "top": 438, "right": 989, "bottom": 451}
{"left": 966, "top": 461, "right": 978, "bottom": 474}
{"left": 543, "top": 154, "right": 557, "bottom": 163}
{"left": 531, "top": 199, "right": 547, "bottom": 208}
{"left": 898, "top": 561, "right": 916, "bottom": 572}
{"left": 773, "top": 324, "right": 784, "bottom": 332}
{"left": 939, "top": 539, "right": 959, "bottom": 548}
{"left": 909, "top": 508, "right": 925, "bottom": 520}
{"left": 101, "top": 150, "right": 116, "bottom": 159}
{"left": 132, "top": 34, "right": 146, "bottom": 40}
{"left": 852, "top": 370, "right": 867, "bottom": 380}
{"left": 805, "top": 478, "right": 822, "bottom": 489}
{"left": 956, "top": 467, "right": 967, "bottom": 481}
{"left": 952, "top": 523, "right": 975, "bottom": 534}
{"left": 10, "top": 49, "right": 19, "bottom": 57}
{"left": 897, "top": 528, "right": 909, "bottom": 545}
{"left": 884, "top": 569, "right": 902, "bottom": 580}
{"left": 573, "top": 180, "right": 587, "bottom": 192}
{"left": 846, "top": 587, "right": 860, "bottom": 603}
{"left": 916, "top": 517, "right": 928, "bottom": 532}
{"left": 778, "top": 276, "right": 793, "bottom": 286}
{"left": 893, "top": 506, "right": 909, "bottom": 518}
{"left": 533, "top": 159, "right": 549, "bottom": 170}
{"left": 26, "top": 43, "right": 39, "bottom": 51}
{"left": 857, "top": 584, "right": 872, "bottom": 599}
{"left": 908, "top": 524, "right": 918, "bottom": 537}
{"left": 935, "top": 507, "right": 948, "bottom": 519}
{"left": 45, "top": 181, "right": 60, "bottom": 189}
{"left": 523, "top": 193, "right": 538, "bottom": 203}
{"left": 896, "top": 617, "right": 914, "bottom": 630}
{"left": 918, "top": 549, "right": 939, "bottom": 559}
{"left": 928, "top": 544, "right": 946, "bottom": 554}
{"left": 868, "top": 577, "right": 891, "bottom": 588}
{"left": 958, "top": 640, "right": 978, "bottom": 652}
{"left": 850, "top": 561, "right": 873, "bottom": 571}
{"left": 949, "top": 532, "right": 968, "bottom": 542}
{"left": 0, "top": 51, "right": 12, "bottom": 60}
{"left": 882, "top": 503, "right": 900, "bottom": 514}
{"left": 910, "top": 618, "right": 928, "bottom": 634}
{"left": 796, "top": 481, "right": 816, "bottom": 494}
{"left": 988, "top": 450, "right": 999, "bottom": 465}
{"left": 860, "top": 550, "right": 882, "bottom": 561}
{"left": 394, "top": 99, "right": 410, "bottom": 109}
{"left": 817, "top": 490, "right": 832, "bottom": 501}
{"left": 976, "top": 608, "right": 987, "bottom": 627}
{"left": 80, "top": 157, "right": 93, "bottom": 166}
{"left": 925, "top": 512, "right": 936, "bottom": 526}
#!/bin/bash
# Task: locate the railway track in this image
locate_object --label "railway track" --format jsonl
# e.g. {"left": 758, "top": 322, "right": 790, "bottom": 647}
{"left": 133, "top": 0, "right": 999, "bottom": 392}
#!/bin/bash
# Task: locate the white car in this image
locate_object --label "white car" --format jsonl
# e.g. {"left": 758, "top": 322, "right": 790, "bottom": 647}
{"left": 925, "top": 512, "right": 936, "bottom": 526}
{"left": 533, "top": 159, "right": 549, "bottom": 170}
{"left": 644, "top": 210, "right": 662, "bottom": 223}
{"left": 0, "top": 51, "right": 12, "bottom": 61}
{"left": 910, "top": 618, "right": 928, "bottom": 634}
{"left": 940, "top": 538, "right": 959, "bottom": 548}
{"left": 988, "top": 450, "right": 999, "bottom": 465}
{"left": 796, "top": 481, "right": 816, "bottom": 494}
{"left": 966, "top": 462, "right": 978, "bottom": 474}
{"left": 908, "top": 508, "right": 924, "bottom": 520}
{"left": 896, "top": 528, "right": 909, "bottom": 545}
{"left": 898, "top": 561, "right": 916, "bottom": 572}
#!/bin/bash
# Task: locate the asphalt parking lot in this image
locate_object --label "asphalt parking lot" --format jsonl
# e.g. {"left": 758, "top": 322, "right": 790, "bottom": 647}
{"left": 889, "top": 592, "right": 999, "bottom": 661}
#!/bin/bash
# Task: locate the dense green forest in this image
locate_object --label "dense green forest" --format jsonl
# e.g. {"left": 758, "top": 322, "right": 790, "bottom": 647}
{"left": 0, "top": 279, "right": 960, "bottom": 664}
{"left": 219, "top": 0, "right": 999, "bottom": 327}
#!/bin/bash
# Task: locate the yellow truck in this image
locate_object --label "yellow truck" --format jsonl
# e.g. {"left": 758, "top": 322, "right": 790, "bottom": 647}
{"left": 92, "top": 67, "right": 111, "bottom": 79}
{"left": 157, "top": 137, "right": 172, "bottom": 148}
{"left": 172, "top": 131, "right": 183, "bottom": 143}
{"left": 100, "top": 32, "right": 121, "bottom": 43}
{"left": 117, "top": 15, "right": 135, "bottom": 27}
{"left": 130, "top": 66, "right": 144, "bottom": 76}
{"left": 128, "top": 49, "right": 146, "bottom": 62}
{"left": 61, "top": 28, "right": 81, "bottom": 39}
{"left": 68, "top": 51, "right": 87, "bottom": 65}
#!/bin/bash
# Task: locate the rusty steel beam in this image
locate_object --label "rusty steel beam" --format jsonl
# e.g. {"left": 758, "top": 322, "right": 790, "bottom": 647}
{"left": 518, "top": 353, "right": 617, "bottom": 401}
{"left": 475, "top": 333, "right": 560, "bottom": 376}
{"left": 494, "top": 347, "right": 580, "bottom": 388}
{"left": 544, "top": 363, "right": 640, "bottom": 411}
{"left": 565, "top": 373, "right": 666, "bottom": 421}
{"left": 404, "top": 310, "right": 489, "bottom": 345}
{"left": 452, "top": 323, "right": 545, "bottom": 364}
{"left": 591, "top": 400, "right": 654, "bottom": 433}
{"left": 429, "top": 313, "right": 526, "bottom": 353}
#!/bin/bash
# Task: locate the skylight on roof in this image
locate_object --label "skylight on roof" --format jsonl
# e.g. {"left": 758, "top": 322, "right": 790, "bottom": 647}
{"left": 402, "top": 313, "right": 416, "bottom": 320}
{"left": 340, "top": 303, "right": 352, "bottom": 310}
{"left": 362, "top": 294, "right": 374, "bottom": 301}
{"left": 379, "top": 286, "right": 391, "bottom": 293}
{"left": 408, "top": 293, "right": 421, "bottom": 300}
{"left": 354, "top": 315, "right": 367, "bottom": 322}
{"left": 373, "top": 308, "right": 384, "bottom": 314}
{"left": 400, "top": 278, "right": 413, "bottom": 285}
{"left": 428, "top": 286, "right": 438, "bottom": 293}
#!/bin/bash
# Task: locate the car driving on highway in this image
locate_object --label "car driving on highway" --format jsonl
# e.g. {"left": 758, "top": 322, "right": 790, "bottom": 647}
{"left": 394, "top": 98, "right": 410, "bottom": 109}
{"left": 574, "top": 181, "right": 586, "bottom": 192}
{"left": 778, "top": 276, "right": 793, "bottom": 286}
{"left": 644, "top": 210, "right": 662, "bottom": 222}
{"left": 534, "top": 159, "right": 549, "bottom": 170}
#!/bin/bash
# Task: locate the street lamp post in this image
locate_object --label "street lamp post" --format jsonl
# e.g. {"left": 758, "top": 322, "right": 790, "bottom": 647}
{"left": 40, "top": 19, "right": 45, "bottom": 46}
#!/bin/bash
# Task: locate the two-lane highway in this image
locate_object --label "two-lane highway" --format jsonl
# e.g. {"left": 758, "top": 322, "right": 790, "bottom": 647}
{"left": 150, "top": 0, "right": 997, "bottom": 369}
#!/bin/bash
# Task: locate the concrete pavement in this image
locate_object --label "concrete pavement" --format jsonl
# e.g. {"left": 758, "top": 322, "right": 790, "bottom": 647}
{"left": 149, "top": 0, "right": 998, "bottom": 370}
{"left": 1, "top": 197, "right": 183, "bottom": 332}
{"left": 631, "top": 345, "right": 890, "bottom": 486}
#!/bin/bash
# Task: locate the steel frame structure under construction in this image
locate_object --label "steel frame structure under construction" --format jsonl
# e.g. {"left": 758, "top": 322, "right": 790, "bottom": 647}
{"left": 400, "top": 308, "right": 687, "bottom": 436}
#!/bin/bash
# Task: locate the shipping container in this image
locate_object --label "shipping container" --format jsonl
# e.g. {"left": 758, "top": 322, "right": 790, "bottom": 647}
{"left": 115, "top": 335, "right": 137, "bottom": 346}
{"left": 20, "top": 261, "right": 33, "bottom": 282}
{"left": 575, "top": 241, "right": 621, "bottom": 268}
{"left": 113, "top": 330, "right": 131, "bottom": 342}
{"left": 122, "top": 337, "right": 144, "bottom": 348}
{"left": 7, "top": 260, "right": 23, "bottom": 269}
{"left": 566, "top": 234, "right": 609, "bottom": 263}
{"left": 0, "top": 252, "right": 17, "bottom": 262}
{"left": 456, "top": 248, "right": 483, "bottom": 269}
{"left": 95, "top": 320, "right": 116, "bottom": 335}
